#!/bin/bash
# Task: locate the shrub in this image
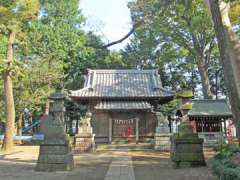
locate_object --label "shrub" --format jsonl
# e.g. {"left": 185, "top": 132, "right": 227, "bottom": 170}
{"left": 212, "top": 144, "right": 240, "bottom": 180}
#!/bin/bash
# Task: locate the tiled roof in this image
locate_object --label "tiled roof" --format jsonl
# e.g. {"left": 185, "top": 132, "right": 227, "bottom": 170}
{"left": 95, "top": 101, "right": 152, "bottom": 111}
{"left": 188, "top": 99, "right": 232, "bottom": 117}
{"left": 70, "top": 69, "right": 175, "bottom": 99}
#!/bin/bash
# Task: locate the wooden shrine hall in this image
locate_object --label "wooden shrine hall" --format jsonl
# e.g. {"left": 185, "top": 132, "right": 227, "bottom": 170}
{"left": 176, "top": 99, "right": 233, "bottom": 146}
{"left": 188, "top": 99, "right": 232, "bottom": 134}
{"left": 70, "top": 69, "right": 175, "bottom": 143}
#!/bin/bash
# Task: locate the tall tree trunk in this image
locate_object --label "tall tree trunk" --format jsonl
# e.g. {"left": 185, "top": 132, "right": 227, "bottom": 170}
{"left": 197, "top": 56, "right": 213, "bottom": 99}
{"left": 44, "top": 99, "right": 50, "bottom": 115}
{"left": 16, "top": 113, "right": 23, "bottom": 144}
{"left": 205, "top": 0, "right": 240, "bottom": 144}
{"left": 17, "top": 113, "right": 23, "bottom": 136}
{"left": 2, "top": 31, "right": 16, "bottom": 151}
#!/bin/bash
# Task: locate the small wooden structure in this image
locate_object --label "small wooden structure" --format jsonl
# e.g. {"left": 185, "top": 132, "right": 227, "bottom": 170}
{"left": 188, "top": 99, "right": 232, "bottom": 132}
{"left": 175, "top": 99, "right": 232, "bottom": 146}
{"left": 70, "top": 69, "right": 174, "bottom": 143}
{"left": 189, "top": 99, "right": 232, "bottom": 146}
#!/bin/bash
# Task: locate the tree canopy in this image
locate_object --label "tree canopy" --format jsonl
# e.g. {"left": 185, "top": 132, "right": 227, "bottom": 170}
{"left": 0, "top": 0, "right": 240, "bottom": 150}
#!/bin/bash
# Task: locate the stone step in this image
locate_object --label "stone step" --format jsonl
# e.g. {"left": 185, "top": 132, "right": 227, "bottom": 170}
{"left": 96, "top": 143, "right": 153, "bottom": 151}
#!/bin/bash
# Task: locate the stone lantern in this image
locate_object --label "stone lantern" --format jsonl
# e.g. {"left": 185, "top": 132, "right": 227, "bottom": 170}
{"left": 170, "top": 90, "right": 205, "bottom": 168}
{"left": 35, "top": 86, "right": 74, "bottom": 171}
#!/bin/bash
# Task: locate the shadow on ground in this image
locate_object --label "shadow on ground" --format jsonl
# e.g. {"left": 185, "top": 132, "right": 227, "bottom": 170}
{"left": 132, "top": 151, "right": 216, "bottom": 180}
{"left": 0, "top": 146, "right": 112, "bottom": 180}
{"left": 0, "top": 146, "right": 217, "bottom": 180}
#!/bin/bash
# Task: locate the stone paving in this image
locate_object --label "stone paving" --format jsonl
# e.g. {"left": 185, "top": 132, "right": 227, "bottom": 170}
{"left": 104, "top": 150, "right": 135, "bottom": 180}
{"left": 0, "top": 146, "right": 216, "bottom": 180}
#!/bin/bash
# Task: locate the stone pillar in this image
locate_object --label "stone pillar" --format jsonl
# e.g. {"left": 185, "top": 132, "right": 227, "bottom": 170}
{"left": 136, "top": 117, "right": 139, "bottom": 143}
{"left": 154, "top": 112, "right": 171, "bottom": 151}
{"left": 171, "top": 90, "right": 205, "bottom": 168}
{"left": 35, "top": 86, "right": 74, "bottom": 172}
{"left": 109, "top": 118, "right": 112, "bottom": 143}
{"left": 74, "top": 112, "right": 95, "bottom": 152}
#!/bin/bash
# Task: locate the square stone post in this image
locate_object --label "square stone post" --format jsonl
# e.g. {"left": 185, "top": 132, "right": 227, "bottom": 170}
{"left": 136, "top": 117, "right": 139, "bottom": 144}
{"left": 109, "top": 118, "right": 112, "bottom": 143}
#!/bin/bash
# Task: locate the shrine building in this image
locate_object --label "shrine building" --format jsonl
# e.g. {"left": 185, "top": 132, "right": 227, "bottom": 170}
{"left": 70, "top": 69, "right": 175, "bottom": 143}
{"left": 188, "top": 99, "right": 232, "bottom": 134}
{"left": 175, "top": 99, "right": 233, "bottom": 146}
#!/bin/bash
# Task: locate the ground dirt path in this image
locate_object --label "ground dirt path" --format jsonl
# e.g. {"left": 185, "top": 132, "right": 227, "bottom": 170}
{"left": 131, "top": 151, "right": 216, "bottom": 180}
{"left": 0, "top": 146, "right": 216, "bottom": 180}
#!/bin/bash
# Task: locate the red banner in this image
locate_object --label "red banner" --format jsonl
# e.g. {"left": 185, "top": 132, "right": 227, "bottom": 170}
{"left": 191, "top": 120, "right": 197, "bottom": 133}
{"left": 227, "top": 119, "right": 232, "bottom": 144}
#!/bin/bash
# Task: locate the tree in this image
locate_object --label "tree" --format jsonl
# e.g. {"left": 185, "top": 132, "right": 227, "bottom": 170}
{"left": 12, "top": 58, "right": 64, "bottom": 136}
{"left": 0, "top": 0, "right": 39, "bottom": 151}
{"left": 25, "top": 0, "right": 88, "bottom": 114}
{"left": 22, "top": 0, "right": 127, "bottom": 117}
{"left": 125, "top": 0, "right": 219, "bottom": 98}
{"left": 205, "top": 0, "right": 240, "bottom": 143}
{"left": 65, "top": 31, "right": 127, "bottom": 90}
{"left": 0, "top": 35, "right": 7, "bottom": 124}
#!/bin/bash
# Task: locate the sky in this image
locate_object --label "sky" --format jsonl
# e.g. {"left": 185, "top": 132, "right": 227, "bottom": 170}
{"left": 79, "top": 0, "right": 132, "bottom": 50}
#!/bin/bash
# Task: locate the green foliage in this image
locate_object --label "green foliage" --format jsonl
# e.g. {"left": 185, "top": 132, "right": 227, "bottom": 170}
{"left": 0, "top": 0, "right": 128, "bottom": 120}
{"left": 124, "top": 0, "right": 226, "bottom": 97}
{"left": 212, "top": 144, "right": 240, "bottom": 180}
{"left": 177, "top": 90, "right": 194, "bottom": 98}
{"left": 13, "top": 58, "right": 65, "bottom": 116}
{"left": 212, "top": 158, "right": 240, "bottom": 180}
{"left": 0, "top": 34, "right": 6, "bottom": 122}
{"left": 65, "top": 31, "right": 127, "bottom": 90}
{"left": 0, "top": 0, "right": 39, "bottom": 33}
{"left": 0, "top": 0, "right": 39, "bottom": 125}
{"left": 159, "top": 99, "right": 181, "bottom": 116}
{"left": 229, "top": 1, "right": 240, "bottom": 24}
{"left": 214, "top": 143, "right": 240, "bottom": 159}
{"left": 0, "top": 82, "right": 5, "bottom": 122}
{"left": 27, "top": 0, "right": 87, "bottom": 65}
{"left": 9, "top": 0, "right": 86, "bottom": 116}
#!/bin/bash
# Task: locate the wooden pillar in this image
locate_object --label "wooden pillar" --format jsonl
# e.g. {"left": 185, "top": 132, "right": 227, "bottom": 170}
{"left": 136, "top": 117, "right": 139, "bottom": 144}
{"left": 224, "top": 118, "right": 227, "bottom": 136}
{"left": 109, "top": 118, "right": 112, "bottom": 144}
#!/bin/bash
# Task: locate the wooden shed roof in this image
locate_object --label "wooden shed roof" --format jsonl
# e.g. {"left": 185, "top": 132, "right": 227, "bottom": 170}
{"left": 188, "top": 99, "right": 232, "bottom": 117}
{"left": 70, "top": 69, "right": 175, "bottom": 100}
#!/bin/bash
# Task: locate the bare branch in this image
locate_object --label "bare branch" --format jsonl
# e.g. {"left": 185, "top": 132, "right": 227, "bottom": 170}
{"left": 89, "top": 20, "right": 144, "bottom": 49}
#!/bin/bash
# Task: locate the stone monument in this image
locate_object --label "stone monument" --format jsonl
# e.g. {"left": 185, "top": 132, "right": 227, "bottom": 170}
{"left": 154, "top": 112, "right": 171, "bottom": 151}
{"left": 74, "top": 112, "right": 95, "bottom": 152}
{"left": 170, "top": 90, "right": 205, "bottom": 168}
{"left": 35, "top": 86, "right": 74, "bottom": 171}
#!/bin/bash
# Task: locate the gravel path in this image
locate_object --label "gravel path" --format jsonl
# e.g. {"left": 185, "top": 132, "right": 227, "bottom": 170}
{"left": 104, "top": 150, "right": 135, "bottom": 180}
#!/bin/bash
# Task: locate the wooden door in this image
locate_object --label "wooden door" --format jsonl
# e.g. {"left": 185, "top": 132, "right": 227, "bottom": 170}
{"left": 113, "top": 119, "right": 135, "bottom": 138}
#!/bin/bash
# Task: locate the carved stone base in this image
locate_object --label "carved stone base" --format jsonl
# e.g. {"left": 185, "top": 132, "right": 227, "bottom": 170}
{"left": 74, "top": 133, "right": 95, "bottom": 152}
{"left": 35, "top": 144, "right": 74, "bottom": 172}
{"left": 170, "top": 122, "right": 206, "bottom": 168}
{"left": 154, "top": 133, "right": 171, "bottom": 151}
